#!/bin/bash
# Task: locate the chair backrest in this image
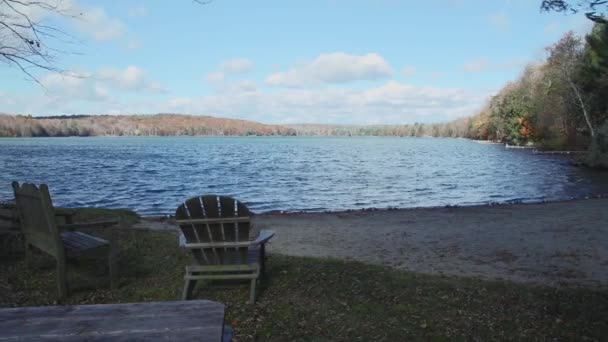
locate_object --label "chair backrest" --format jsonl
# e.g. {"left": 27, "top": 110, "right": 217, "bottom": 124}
{"left": 12, "top": 182, "right": 64, "bottom": 258}
{"left": 0, "top": 202, "right": 19, "bottom": 233}
{"left": 175, "top": 195, "right": 252, "bottom": 266}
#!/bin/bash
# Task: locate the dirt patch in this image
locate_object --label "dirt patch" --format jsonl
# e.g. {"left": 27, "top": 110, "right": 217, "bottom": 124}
{"left": 134, "top": 198, "right": 608, "bottom": 288}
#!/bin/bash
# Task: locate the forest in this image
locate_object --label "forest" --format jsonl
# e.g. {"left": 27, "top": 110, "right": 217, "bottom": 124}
{"left": 454, "top": 23, "right": 608, "bottom": 167}
{"left": 0, "top": 114, "right": 297, "bottom": 137}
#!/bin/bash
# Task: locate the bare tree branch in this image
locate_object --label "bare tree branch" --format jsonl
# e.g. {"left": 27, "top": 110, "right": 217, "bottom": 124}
{"left": 541, "top": 0, "right": 608, "bottom": 23}
{"left": 0, "top": 0, "right": 78, "bottom": 83}
{"left": 2, "top": 0, "right": 211, "bottom": 84}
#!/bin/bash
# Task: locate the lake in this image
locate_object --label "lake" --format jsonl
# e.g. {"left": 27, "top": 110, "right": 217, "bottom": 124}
{"left": 1, "top": 137, "right": 607, "bottom": 215}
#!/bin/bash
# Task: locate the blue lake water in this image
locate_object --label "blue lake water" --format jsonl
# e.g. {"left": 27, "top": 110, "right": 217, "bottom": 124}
{"left": 1, "top": 136, "right": 607, "bottom": 215}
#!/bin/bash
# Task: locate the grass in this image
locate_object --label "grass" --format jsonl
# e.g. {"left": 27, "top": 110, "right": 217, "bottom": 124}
{"left": 1, "top": 209, "right": 607, "bottom": 341}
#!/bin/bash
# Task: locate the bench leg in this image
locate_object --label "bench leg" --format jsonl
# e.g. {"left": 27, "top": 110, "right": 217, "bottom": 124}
{"left": 56, "top": 257, "right": 68, "bottom": 300}
{"left": 182, "top": 279, "right": 197, "bottom": 300}
{"left": 248, "top": 278, "right": 256, "bottom": 304}
{"left": 24, "top": 242, "right": 32, "bottom": 266}
{"left": 260, "top": 243, "right": 266, "bottom": 277}
{"left": 108, "top": 250, "right": 117, "bottom": 290}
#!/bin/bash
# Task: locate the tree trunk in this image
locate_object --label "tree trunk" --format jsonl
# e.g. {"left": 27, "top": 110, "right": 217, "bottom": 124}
{"left": 567, "top": 78, "right": 595, "bottom": 138}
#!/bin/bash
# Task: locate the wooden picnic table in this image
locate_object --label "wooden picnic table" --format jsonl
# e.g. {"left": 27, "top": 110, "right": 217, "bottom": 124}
{"left": 0, "top": 300, "right": 231, "bottom": 341}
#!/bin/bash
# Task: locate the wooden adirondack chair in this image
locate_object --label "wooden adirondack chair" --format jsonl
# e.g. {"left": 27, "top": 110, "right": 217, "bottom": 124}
{"left": 175, "top": 195, "right": 275, "bottom": 303}
{"left": 11, "top": 182, "right": 118, "bottom": 300}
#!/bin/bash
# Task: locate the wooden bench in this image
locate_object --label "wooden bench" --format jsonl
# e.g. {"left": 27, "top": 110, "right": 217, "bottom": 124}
{"left": 0, "top": 300, "right": 232, "bottom": 341}
{"left": 12, "top": 182, "right": 118, "bottom": 300}
{"left": 0, "top": 204, "right": 19, "bottom": 235}
{"left": 1, "top": 203, "right": 77, "bottom": 235}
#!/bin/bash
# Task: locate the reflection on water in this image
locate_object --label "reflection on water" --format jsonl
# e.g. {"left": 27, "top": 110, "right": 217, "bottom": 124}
{"left": 1, "top": 137, "right": 607, "bottom": 215}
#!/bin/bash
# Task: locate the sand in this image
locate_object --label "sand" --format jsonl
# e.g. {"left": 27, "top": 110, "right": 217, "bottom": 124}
{"left": 135, "top": 198, "right": 608, "bottom": 288}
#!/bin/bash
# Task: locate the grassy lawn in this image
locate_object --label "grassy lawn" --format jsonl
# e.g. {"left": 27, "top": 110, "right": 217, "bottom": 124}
{"left": 1, "top": 208, "right": 607, "bottom": 341}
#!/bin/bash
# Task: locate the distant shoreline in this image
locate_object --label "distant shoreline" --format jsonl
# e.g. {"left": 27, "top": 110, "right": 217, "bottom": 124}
{"left": 254, "top": 193, "right": 608, "bottom": 216}
{"left": 0, "top": 113, "right": 467, "bottom": 138}
{"left": 0, "top": 135, "right": 460, "bottom": 139}
{"left": 130, "top": 193, "right": 608, "bottom": 218}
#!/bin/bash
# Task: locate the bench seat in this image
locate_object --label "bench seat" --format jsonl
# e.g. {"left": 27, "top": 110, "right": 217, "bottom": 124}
{"left": 61, "top": 231, "right": 109, "bottom": 253}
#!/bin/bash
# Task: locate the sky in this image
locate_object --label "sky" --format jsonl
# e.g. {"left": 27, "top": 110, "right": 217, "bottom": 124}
{"left": 0, "top": 0, "right": 596, "bottom": 124}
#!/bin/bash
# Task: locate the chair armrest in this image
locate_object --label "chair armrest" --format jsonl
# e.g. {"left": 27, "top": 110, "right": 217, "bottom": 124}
{"left": 59, "top": 220, "right": 119, "bottom": 231}
{"left": 55, "top": 208, "right": 76, "bottom": 218}
{"left": 252, "top": 229, "right": 275, "bottom": 245}
{"left": 55, "top": 208, "right": 77, "bottom": 224}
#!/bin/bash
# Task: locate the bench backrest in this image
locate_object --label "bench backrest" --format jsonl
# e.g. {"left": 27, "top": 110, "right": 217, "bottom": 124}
{"left": 12, "top": 182, "right": 63, "bottom": 258}
{"left": 0, "top": 204, "right": 19, "bottom": 233}
{"left": 175, "top": 195, "right": 252, "bottom": 266}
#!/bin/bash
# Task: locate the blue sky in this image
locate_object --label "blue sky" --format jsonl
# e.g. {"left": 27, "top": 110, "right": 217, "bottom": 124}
{"left": 0, "top": 0, "right": 595, "bottom": 124}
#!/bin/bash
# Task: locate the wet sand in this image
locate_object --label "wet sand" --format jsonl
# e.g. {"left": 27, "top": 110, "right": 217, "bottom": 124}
{"left": 136, "top": 198, "right": 608, "bottom": 288}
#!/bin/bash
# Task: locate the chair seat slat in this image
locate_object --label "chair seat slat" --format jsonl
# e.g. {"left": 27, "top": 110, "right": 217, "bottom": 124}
{"left": 176, "top": 217, "right": 250, "bottom": 225}
{"left": 176, "top": 194, "right": 273, "bottom": 303}
{"left": 61, "top": 232, "right": 108, "bottom": 252}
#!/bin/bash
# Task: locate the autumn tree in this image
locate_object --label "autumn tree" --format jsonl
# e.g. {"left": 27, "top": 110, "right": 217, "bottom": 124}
{"left": 545, "top": 32, "right": 595, "bottom": 139}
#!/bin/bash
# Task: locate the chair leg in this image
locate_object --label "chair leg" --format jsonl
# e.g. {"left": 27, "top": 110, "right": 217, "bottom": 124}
{"left": 182, "top": 279, "right": 197, "bottom": 300}
{"left": 23, "top": 241, "right": 33, "bottom": 267}
{"left": 248, "top": 278, "right": 256, "bottom": 304}
{"left": 108, "top": 251, "right": 117, "bottom": 290}
{"left": 260, "top": 243, "right": 267, "bottom": 277}
{"left": 56, "top": 257, "right": 68, "bottom": 300}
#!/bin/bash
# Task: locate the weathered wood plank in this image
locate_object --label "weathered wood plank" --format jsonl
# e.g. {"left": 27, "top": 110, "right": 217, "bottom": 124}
{"left": 0, "top": 328, "right": 221, "bottom": 341}
{"left": 12, "top": 182, "right": 117, "bottom": 299}
{"left": 61, "top": 231, "right": 108, "bottom": 250}
{"left": 253, "top": 230, "right": 275, "bottom": 245}
{"left": 175, "top": 217, "right": 251, "bottom": 225}
{"left": 176, "top": 195, "right": 273, "bottom": 302}
{"left": 0, "top": 300, "right": 225, "bottom": 342}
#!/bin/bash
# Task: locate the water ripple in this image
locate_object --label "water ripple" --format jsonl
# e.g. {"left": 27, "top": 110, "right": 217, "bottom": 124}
{"left": 1, "top": 136, "right": 608, "bottom": 215}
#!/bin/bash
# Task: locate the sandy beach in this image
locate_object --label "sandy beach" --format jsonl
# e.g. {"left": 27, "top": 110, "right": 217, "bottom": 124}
{"left": 137, "top": 198, "right": 608, "bottom": 288}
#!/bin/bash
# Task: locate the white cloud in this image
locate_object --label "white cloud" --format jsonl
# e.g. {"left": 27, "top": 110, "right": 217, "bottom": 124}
{"left": 97, "top": 66, "right": 165, "bottom": 92}
{"left": 1, "top": 0, "right": 125, "bottom": 47}
{"left": 146, "top": 81, "right": 169, "bottom": 94}
{"left": 168, "top": 97, "right": 194, "bottom": 108}
{"left": 219, "top": 58, "right": 254, "bottom": 74}
{"left": 161, "top": 80, "right": 488, "bottom": 124}
{"left": 32, "top": 66, "right": 166, "bottom": 107}
{"left": 463, "top": 58, "right": 490, "bottom": 73}
{"left": 402, "top": 66, "right": 416, "bottom": 77}
{"left": 205, "top": 58, "right": 254, "bottom": 85}
{"left": 7, "top": 80, "right": 489, "bottom": 124}
{"left": 266, "top": 52, "right": 394, "bottom": 87}
{"left": 429, "top": 72, "right": 444, "bottom": 80}
{"left": 487, "top": 12, "right": 509, "bottom": 31}
{"left": 216, "top": 80, "right": 258, "bottom": 94}
{"left": 98, "top": 66, "right": 146, "bottom": 89}
{"left": 40, "top": 71, "right": 108, "bottom": 102}
{"left": 76, "top": 7, "right": 126, "bottom": 41}
{"left": 129, "top": 5, "right": 149, "bottom": 17}
{"left": 126, "top": 38, "right": 143, "bottom": 50}
{"left": 206, "top": 71, "right": 225, "bottom": 84}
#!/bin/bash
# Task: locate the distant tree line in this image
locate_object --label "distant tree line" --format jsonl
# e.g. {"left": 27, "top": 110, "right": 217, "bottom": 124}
{"left": 0, "top": 114, "right": 297, "bottom": 137}
{"left": 0, "top": 114, "right": 473, "bottom": 139}
{"left": 286, "top": 119, "right": 471, "bottom": 138}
